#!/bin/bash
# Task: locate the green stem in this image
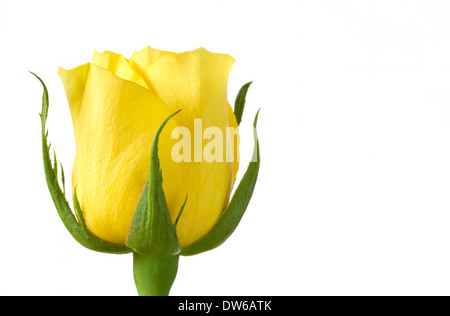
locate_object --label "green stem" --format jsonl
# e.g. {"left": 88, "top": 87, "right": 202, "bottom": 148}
{"left": 133, "top": 252, "right": 179, "bottom": 296}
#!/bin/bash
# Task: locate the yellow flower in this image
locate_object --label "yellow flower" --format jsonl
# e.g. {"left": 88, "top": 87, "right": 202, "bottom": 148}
{"left": 58, "top": 46, "right": 239, "bottom": 248}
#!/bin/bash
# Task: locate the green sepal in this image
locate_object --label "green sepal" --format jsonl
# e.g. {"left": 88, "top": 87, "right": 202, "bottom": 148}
{"left": 33, "top": 73, "right": 131, "bottom": 254}
{"left": 174, "top": 195, "right": 188, "bottom": 227}
{"left": 181, "top": 109, "right": 261, "bottom": 256}
{"left": 126, "top": 111, "right": 181, "bottom": 257}
{"left": 234, "top": 81, "right": 253, "bottom": 125}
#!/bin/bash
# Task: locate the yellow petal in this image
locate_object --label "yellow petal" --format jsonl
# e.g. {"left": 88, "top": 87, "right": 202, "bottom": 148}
{"left": 128, "top": 46, "right": 175, "bottom": 89}
{"left": 136, "top": 47, "right": 237, "bottom": 247}
{"left": 228, "top": 104, "right": 240, "bottom": 184}
{"left": 58, "top": 63, "right": 180, "bottom": 246}
{"left": 92, "top": 50, "right": 148, "bottom": 89}
{"left": 141, "top": 47, "right": 235, "bottom": 128}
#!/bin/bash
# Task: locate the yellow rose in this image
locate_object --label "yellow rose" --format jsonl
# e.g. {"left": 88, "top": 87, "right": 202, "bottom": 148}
{"left": 58, "top": 46, "right": 239, "bottom": 248}
{"left": 35, "top": 44, "right": 259, "bottom": 295}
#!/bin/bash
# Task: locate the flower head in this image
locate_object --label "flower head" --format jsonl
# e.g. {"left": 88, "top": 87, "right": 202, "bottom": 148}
{"left": 58, "top": 46, "right": 239, "bottom": 247}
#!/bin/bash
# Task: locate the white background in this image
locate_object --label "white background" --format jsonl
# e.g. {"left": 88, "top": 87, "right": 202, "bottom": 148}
{"left": 2, "top": 0, "right": 450, "bottom": 296}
